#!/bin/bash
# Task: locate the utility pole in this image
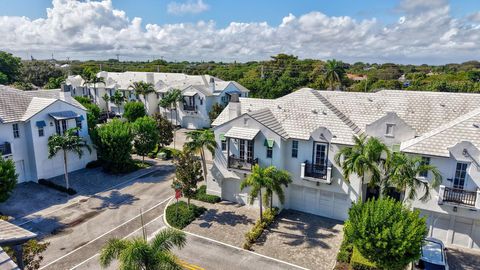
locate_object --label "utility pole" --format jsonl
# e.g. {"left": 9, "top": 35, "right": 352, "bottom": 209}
{"left": 99, "top": 64, "right": 102, "bottom": 71}
{"left": 261, "top": 65, "right": 265, "bottom": 79}
{"left": 116, "top": 54, "right": 120, "bottom": 62}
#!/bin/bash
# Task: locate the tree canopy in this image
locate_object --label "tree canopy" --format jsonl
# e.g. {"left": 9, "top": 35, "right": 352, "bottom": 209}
{"left": 123, "top": 101, "right": 146, "bottom": 122}
{"left": 0, "top": 156, "right": 17, "bottom": 202}
{"left": 132, "top": 116, "right": 159, "bottom": 162}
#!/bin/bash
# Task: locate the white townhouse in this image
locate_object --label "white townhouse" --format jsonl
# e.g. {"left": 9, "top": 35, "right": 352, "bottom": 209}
{"left": 207, "top": 88, "right": 480, "bottom": 250}
{"left": 0, "top": 86, "right": 96, "bottom": 183}
{"left": 66, "top": 71, "right": 249, "bottom": 129}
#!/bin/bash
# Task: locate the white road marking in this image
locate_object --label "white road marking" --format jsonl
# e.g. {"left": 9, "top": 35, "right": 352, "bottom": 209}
{"left": 39, "top": 196, "right": 172, "bottom": 269}
{"left": 69, "top": 215, "right": 166, "bottom": 270}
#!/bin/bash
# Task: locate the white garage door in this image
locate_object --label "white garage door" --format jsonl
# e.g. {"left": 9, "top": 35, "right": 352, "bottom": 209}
{"left": 288, "top": 184, "right": 351, "bottom": 221}
{"left": 453, "top": 217, "right": 473, "bottom": 247}
{"left": 222, "top": 179, "right": 248, "bottom": 205}
{"left": 15, "top": 160, "right": 26, "bottom": 183}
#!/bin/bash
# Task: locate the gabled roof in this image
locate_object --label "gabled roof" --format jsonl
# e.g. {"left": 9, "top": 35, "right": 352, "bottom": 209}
{"left": 0, "top": 86, "right": 85, "bottom": 124}
{"left": 247, "top": 108, "right": 288, "bottom": 139}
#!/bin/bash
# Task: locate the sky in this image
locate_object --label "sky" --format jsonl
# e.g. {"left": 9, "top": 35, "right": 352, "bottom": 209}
{"left": 0, "top": 0, "right": 479, "bottom": 64}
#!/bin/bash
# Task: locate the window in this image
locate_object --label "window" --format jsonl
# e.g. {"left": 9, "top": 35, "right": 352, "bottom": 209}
{"left": 76, "top": 118, "right": 82, "bottom": 130}
{"left": 266, "top": 146, "right": 273, "bottom": 158}
{"left": 419, "top": 157, "right": 430, "bottom": 178}
{"left": 221, "top": 140, "right": 226, "bottom": 151}
{"left": 200, "top": 98, "right": 203, "bottom": 105}
{"left": 453, "top": 162, "right": 468, "bottom": 189}
{"left": 38, "top": 127, "right": 44, "bottom": 137}
{"left": 12, "top": 123, "right": 19, "bottom": 138}
{"left": 247, "top": 140, "right": 253, "bottom": 162}
{"left": 386, "top": 124, "right": 395, "bottom": 136}
{"left": 61, "top": 120, "right": 67, "bottom": 134}
{"left": 55, "top": 120, "right": 68, "bottom": 135}
{"left": 239, "top": 139, "right": 245, "bottom": 160}
{"left": 292, "top": 140, "right": 298, "bottom": 158}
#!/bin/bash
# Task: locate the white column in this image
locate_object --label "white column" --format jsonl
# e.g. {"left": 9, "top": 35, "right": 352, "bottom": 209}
{"left": 326, "top": 166, "right": 332, "bottom": 184}
{"left": 300, "top": 163, "right": 305, "bottom": 178}
{"left": 438, "top": 185, "right": 445, "bottom": 205}
{"left": 475, "top": 189, "right": 480, "bottom": 209}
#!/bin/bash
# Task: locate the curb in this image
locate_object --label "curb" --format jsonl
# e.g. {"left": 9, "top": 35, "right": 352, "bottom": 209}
{"left": 163, "top": 197, "right": 175, "bottom": 228}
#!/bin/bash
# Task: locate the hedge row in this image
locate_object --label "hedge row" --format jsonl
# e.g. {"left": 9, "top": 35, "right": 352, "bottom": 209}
{"left": 336, "top": 232, "right": 379, "bottom": 270}
{"left": 243, "top": 208, "right": 278, "bottom": 250}
{"left": 194, "top": 185, "right": 221, "bottom": 204}
{"left": 38, "top": 179, "right": 77, "bottom": 195}
{"left": 166, "top": 201, "right": 206, "bottom": 229}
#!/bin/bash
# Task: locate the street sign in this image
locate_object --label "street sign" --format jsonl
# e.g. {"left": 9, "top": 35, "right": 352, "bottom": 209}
{"left": 175, "top": 189, "right": 182, "bottom": 199}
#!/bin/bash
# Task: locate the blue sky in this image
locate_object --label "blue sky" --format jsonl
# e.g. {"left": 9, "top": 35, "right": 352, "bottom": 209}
{"left": 1, "top": 0, "right": 477, "bottom": 26}
{"left": 0, "top": 0, "right": 479, "bottom": 63}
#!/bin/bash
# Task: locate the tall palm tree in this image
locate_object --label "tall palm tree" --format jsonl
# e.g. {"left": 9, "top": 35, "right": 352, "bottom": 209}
{"left": 110, "top": 91, "right": 126, "bottom": 115}
{"left": 384, "top": 152, "right": 442, "bottom": 202}
{"left": 131, "top": 81, "right": 155, "bottom": 112}
{"left": 325, "top": 59, "right": 345, "bottom": 90}
{"left": 240, "top": 165, "right": 270, "bottom": 221}
{"left": 83, "top": 74, "right": 105, "bottom": 103}
{"left": 159, "top": 89, "right": 182, "bottom": 126}
{"left": 184, "top": 129, "right": 217, "bottom": 183}
{"left": 334, "top": 134, "right": 390, "bottom": 200}
{"left": 48, "top": 128, "right": 91, "bottom": 191}
{"left": 263, "top": 166, "right": 292, "bottom": 211}
{"left": 99, "top": 228, "right": 186, "bottom": 270}
{"left": 102, "top": 93, "right": 110, "bottom": 118}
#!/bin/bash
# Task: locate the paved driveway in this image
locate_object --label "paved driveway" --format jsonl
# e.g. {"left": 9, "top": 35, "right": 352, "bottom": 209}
{"left": 447, "top": 247, "right": 480, "bottom": 270}
{"left": 253, "top": 210, "right": 344, "bottom": 270}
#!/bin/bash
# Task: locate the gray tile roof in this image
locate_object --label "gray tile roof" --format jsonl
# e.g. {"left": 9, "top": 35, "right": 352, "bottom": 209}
{"left": 0, "top": 86, "right": 84, "bottom": 124}
{"left": 213, "top": 88, "right": 480, "bottom": 153}
{"left": 0, "top": 220, "right": 36, "bottom": 246}
{"left": 225, "top": 126, "right": 260, "bottom": 140}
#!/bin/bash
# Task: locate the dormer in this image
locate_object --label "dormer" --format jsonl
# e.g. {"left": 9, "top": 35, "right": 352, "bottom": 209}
{"left": 365, "top": 112, "right": 415, "bottom": 146}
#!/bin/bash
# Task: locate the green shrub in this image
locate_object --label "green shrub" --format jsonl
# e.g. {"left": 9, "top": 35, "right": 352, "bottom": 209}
{"left": 166, "top": 201, "right": 206, "bottom": 229}
{"left": 351, "top": 247, "right": 378, "bottom": 270}
{"left": 194, "top": 185, "right": 221, "bottom": 204}
{"left": 159, "top": 147, "right": 180, "bottom": 159}
{"left": 38, "top": 179, "right": 77, "bottom": 195}
{"left": 123, "top": 101, "right": 146, "bottom": 122}
{"left": 243, "top": 208, "right": 278, "bottom": 249}
{"left": 337, "top": 237, "right": 353, "bottom": 263}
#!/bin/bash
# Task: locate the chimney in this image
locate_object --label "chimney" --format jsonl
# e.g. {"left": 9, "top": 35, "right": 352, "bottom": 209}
{"left": 209, "top": 77, "right": 215, "bottom": 92}
{"left": 146, "top": 73, "right": 154, "bottom": 84}
{"left": 60, "top": 83, "right": 70, "bottom": 92}
{"left": 228, "top": 93, "right": 241, "bottom": 120}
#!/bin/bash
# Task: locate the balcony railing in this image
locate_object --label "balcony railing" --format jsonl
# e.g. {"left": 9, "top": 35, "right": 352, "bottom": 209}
{"left": 301, "top": 162, "right": 332, "bottom": 184}
{"left": 183, "top": 105, "right": 196, "bottom": 111}
{"left": 228, "top": 155, "right": 258, "bottom": 171}
{"left": 443, "top": 187, "right": 476, "bottom": 206}
{"left": 0, "top": 142, "right": 12, "bottom": 156}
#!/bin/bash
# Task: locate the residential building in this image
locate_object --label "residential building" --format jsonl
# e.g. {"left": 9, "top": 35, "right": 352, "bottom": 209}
{"left": 208, "top": 88, "right": 480, "bottom": 250}
{"left": 66, "top": 71, "right": 249, "bottom": 129}
{"left": 0, "top": 85, "right": 96, "bottom": 183}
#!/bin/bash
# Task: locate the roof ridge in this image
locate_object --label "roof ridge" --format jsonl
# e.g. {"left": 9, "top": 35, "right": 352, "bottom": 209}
{"left": 310, "top": 90, "right": 363, "bottom": 134}
{"left": 401, "top": 107, "right": 480, "bottom": 151}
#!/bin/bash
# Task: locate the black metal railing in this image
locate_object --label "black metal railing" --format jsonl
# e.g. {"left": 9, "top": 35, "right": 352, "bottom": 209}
{"left": 183, "top": 105, "right": 196, "bottom": 111}
{"left": 443, "top": 187, "right": 476, "bottom": 206}
{"left": 304, "top": 162, "right": 328, "bottom": 179}
{"left": 0, "top": 142, "right": 12, "bottom": 156}
{"left": 228, "top": 156, "right": 258, "bottom": 171}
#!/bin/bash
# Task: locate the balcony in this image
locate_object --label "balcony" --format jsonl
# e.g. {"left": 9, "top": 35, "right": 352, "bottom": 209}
{"left": 183, "top": 105, "right": 197, "bottom": 112}
{"left": 301, "top": 162, "right": 332, "bottom": 184}
{"left": 228, "top": 155, "right": 258, "bottom": 172}
{"left": 438, "top": 185, "right": 480, "bottom": 209}
{"left": 0, "top": 142, "right": 12, "bottom": 156}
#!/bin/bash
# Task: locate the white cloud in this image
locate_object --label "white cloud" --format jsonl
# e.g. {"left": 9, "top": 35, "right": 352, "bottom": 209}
{"left": 0, "top": 0, "right": 479, "bottom": 64}
{"left": 167, "top": 0, "right": 209, "bottom": 15}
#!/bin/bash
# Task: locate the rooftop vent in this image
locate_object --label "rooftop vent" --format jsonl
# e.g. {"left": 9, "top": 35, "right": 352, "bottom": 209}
{"left": 277, "top": 105, "right": 282, "bottom": 109}
{"left": 322, "top": 110, "right": 327, "bottom": 115}
{"left": 473, "top": 123, "right": 480, "bottom": 128}
{"left": 312, "top": 109, "right": 318, "bottom": 114}
{"left": 367, "top": 97, "right": 373, "bottom": 102}
{"left": 440, "top": 103, "right": 446, "bottom": 107}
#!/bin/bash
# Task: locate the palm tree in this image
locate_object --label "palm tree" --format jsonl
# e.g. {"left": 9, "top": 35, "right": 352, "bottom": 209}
{"left": 110, "top": 91, "right": 126, "bottom": 115}
{"left": 325, "top": 59, "right": 345, "bottom": 90}
{"left": 102, "top": 93, "right": 110, "bottom": 118}
{"left": 99, "top": 228, "right": 186, "bottom": 270}
{"left": 131, "top": 81, "right": 155, "bottom": 112}
{"left": 263, "top": 166, "right": 292, "bottom": 211}
{"left": 83, "top": 73, "right": 105, "bottom": 103}
{"left": 48, "top": 128, "right": 91, "bottom": 191}
{"left": 334, "top": 134, "right": 390, "bottom": 200}
{"left": 384, "top": 152, "right": 442, "bottom": 202}
{"left": 159, "top": 89, "right": 182, "bottom": 126}
{"left": 184, "top": 129, "right": 217, "bottom": 183}
{"left": 240, "top": 165, "right": 270, "bottom": 221}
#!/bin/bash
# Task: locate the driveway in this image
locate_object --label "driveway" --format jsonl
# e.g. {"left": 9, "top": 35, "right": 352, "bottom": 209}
{"left": 253, "top": 210, "right": 344, "bottom": 270}
{"left": 447, "top": 246, "right": 480, "bottom": 270}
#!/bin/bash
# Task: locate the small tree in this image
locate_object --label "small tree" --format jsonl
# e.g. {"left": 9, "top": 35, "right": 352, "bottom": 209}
{"left": 132, "top": 116, "right": 159, "bottom": 163}
{"left": 5, "top": 239, "right": 49, "bottom": 270}
{"left": 95, "top": 119, "right": 134, "bottom": 173}
{"left": 173, "top": 151, "right": 203, "bottom": 206}
{"left": 184, "top": 129, "right": 217, "bottom": 184}
{"left": 75, "top": 96, "right": 100, "bottom": 134}
{"left": 0, "top": 155, "right": 17, "bottom": 202}
{"left": 48, "top": 128, "right": 91, "bottom": 191}
{"left": 208, "top": 103, "right": 224, "bottom": 123}
{"left": 102, "top": 93, "right": 110, "bottom": 115}
{"left": 240, "top": 165, "right": 270, "bottom": 221}
{"left": 123, "top": 101, "right": 146, "bottom": 122}
{"left": 263, "top": 166, "right": 292, "bottom": 210}
{"left": 153, "top": 113, "right": 174, "bottom": 148}
{"left": 345, "top": 198, "right": 428, "bottom": 270}
{"left": 130, "top": 81, "right": 155, "bottom": 111}
{"left": 110, "top": 91, "right": 126, "bottom": 114}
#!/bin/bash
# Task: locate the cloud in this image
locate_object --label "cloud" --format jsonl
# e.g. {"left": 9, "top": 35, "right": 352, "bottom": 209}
{"left": 167, "top": 0, "right": 209, "bottom": 15}
{"left": 0, "top": 0, "right": 479, "bottom": 64}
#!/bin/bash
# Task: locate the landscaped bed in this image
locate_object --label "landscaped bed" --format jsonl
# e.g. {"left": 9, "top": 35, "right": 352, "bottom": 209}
{"left": 194, "top": 185, "right": 221, "bottom": 204}
{"left": 166, "top": 201, "right": 206, "bottom": 229}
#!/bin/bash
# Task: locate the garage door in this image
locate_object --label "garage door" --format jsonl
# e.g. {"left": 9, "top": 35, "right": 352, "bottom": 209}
{"left": 453, "top": 217, "right": 473, "bottom": 247}
{"left": 288, "top": 184, "right": 351, "bottom": 221}
{"left": 222, "top": 178, "right": 248, "bottom": 205}
{"left": 15, "top": 160, "right": 26, "bottom": 183}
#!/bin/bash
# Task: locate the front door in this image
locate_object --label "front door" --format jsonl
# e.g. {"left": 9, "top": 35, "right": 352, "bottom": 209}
{"left": 453, "top": 162, "right": 468, "bottom": 189}
{"left": 313, "top": 143, "right": 328, "bottom": 174}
